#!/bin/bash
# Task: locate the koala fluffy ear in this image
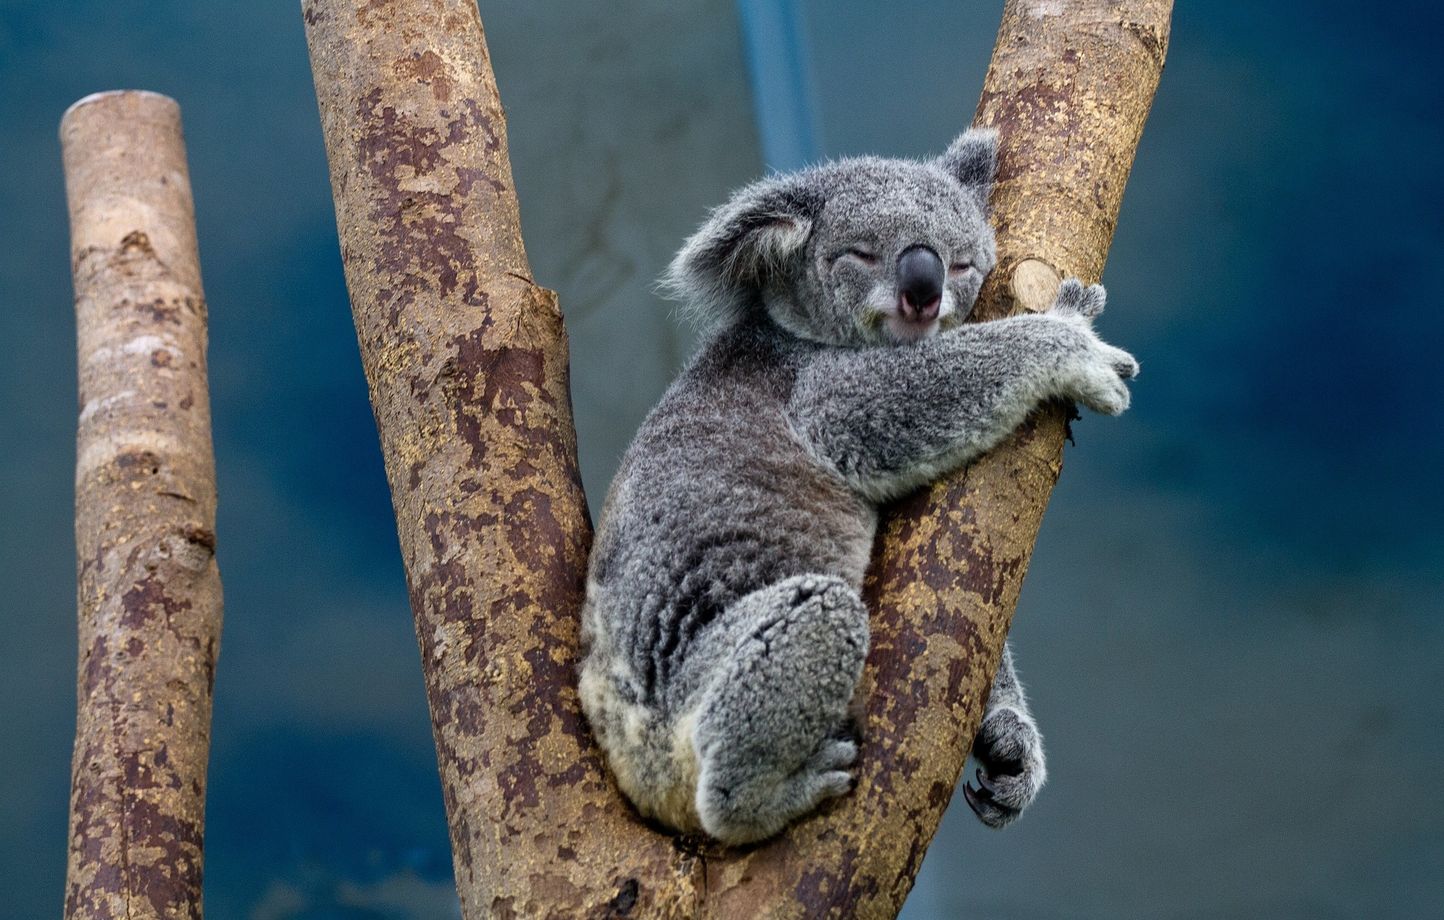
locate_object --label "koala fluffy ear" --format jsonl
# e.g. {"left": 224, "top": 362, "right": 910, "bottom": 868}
{"left": 938, "top": 128, "right": 998, "bottom": 209}
{"left": 662, "top": 174, "right": 822, "bottom": 324}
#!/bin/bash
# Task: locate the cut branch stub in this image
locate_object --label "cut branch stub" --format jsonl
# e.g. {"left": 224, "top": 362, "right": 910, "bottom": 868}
{"left": 62, "top": 90, "right": 223, "bottom": 920}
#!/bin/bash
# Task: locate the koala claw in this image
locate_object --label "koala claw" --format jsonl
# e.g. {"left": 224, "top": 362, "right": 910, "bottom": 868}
{"left": 966, "top": 706, "right": 1046, "bottom": 829}
{"left": 962, "top": 774, "right": 1009, "bottom": 826}
{"left": 964, "top": 764, "right": 1038, "bottom": 830}
{"left": 962, "top": 778, "right": 987, "bottom": 812}
{"left": 971, "top": 766, "right": 1000, "bottom": 797}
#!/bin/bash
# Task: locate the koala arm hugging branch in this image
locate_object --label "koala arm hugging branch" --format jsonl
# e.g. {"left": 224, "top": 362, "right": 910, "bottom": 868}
{"left": 792, "top": 292, "right": 1138, "bottom": 502}
{"left": 303, "top": 0, "right": 1171, "bottom": 916}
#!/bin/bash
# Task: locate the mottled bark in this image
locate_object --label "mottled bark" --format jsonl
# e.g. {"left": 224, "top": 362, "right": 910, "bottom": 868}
{"left": 62, "top": 91, "right": 222, "bottom": 920}
{"left": 302, "top": 0, "right": 1169, "bottom": 917}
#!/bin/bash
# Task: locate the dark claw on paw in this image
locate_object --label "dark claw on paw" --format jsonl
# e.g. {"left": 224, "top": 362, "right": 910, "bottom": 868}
{"left": 974, "top": 768, "right": 1001, "bottom": 797}
{"left": 963, "top": 782, "right": 987, "bottom": 815}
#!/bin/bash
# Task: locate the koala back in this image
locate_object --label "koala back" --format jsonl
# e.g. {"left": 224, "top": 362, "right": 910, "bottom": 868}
{"left": 583, "top": 321, "right": 874, "bottom": 712}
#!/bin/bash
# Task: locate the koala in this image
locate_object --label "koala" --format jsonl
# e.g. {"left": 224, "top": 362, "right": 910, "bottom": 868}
{"left": 578, "top": 129, "right": 1137, "bottom": 845}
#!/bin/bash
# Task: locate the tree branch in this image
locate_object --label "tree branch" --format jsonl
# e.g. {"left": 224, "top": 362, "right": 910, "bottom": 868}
{"left": 62, "top": 90, "right": 223, "bottom": 920}
{"left": 302, "top": 1, "right": 1170, "bottom": 916}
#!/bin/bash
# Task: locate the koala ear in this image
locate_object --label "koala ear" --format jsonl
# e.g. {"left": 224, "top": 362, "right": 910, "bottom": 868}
{"left": 662, "top": 173, "right": 822, "bottom": 324}
{"left": 937, "top": 128, "right": 998, "bottom": 209}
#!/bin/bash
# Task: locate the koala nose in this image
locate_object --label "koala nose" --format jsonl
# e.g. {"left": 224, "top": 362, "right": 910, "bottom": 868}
{"left": 897, "top": 245, "right": 944, "bottom": 321}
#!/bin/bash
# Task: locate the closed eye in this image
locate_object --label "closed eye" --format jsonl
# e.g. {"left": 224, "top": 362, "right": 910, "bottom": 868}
{"left": 838, "top": 247, "right": 879, "bottom": 266}
{"left": 949, "top": 261, "right": 974, "bottom": 275}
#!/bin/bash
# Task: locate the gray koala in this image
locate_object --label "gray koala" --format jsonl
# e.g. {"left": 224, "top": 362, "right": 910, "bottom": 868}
{"left": 579, "top": 129, "right": 1137, "bottom": 845}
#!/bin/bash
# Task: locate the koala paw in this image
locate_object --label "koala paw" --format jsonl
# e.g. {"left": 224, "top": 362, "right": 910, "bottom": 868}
{"left": 964, "top": 706, "right": 1046, "bottom": 829}
{"left": 1063, "top": 329, "right": 1138, "bottom": 416}
{"left": 1050, "top": 278, "right": 1107, "bottom": 321}
{"left": 802, "top": 737, "right": 859, "bottom": 801}
{"left": 1102, "top": 342, "right": 1141, "bottom": 381}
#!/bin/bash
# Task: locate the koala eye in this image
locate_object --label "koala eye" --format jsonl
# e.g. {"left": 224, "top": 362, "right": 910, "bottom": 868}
{"left": 949, "top": 261, "right": 974, "bottom": 276}
{"left": 839, "top": 247, "right": 879, "bottom": 266}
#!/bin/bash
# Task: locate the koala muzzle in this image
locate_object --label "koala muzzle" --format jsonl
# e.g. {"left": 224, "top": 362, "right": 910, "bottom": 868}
{"left": 897, "top": 245, "right": 944, "bottom": 321}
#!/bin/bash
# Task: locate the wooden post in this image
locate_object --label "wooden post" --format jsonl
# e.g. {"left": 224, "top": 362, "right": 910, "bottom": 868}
{"left": 302, "top": 1, "right": 1170, "bottom": 915}
{"left": 62, "top": 90, "right": 223, "bottom": 920}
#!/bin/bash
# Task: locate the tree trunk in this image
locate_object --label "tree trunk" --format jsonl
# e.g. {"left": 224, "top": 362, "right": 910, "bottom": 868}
{"left": 62, "top": 91, "right": 223, "bottom": 920}
{"left": 302, "top": 1, "right": 1170, "bottom": 916}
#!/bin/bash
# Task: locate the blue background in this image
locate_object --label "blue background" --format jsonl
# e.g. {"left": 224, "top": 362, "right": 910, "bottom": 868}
{"left": 2, "top": 1, "right": 1441, "bottom": 916}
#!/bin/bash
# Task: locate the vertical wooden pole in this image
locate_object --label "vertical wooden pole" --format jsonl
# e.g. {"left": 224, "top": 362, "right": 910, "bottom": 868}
{"left": 62, "top": 90, "right": 222, "bottom": 920}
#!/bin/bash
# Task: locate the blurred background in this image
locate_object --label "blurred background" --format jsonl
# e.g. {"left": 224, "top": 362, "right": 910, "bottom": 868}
{"left": 3, "top": 1, "right": 1442, "bottom": 917}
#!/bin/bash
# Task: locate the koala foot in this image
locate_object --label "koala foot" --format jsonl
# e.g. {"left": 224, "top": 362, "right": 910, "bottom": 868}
{"left": 697, "top": 734, "right": 857, "bottom": 846}
{"left": 691, "top": 574, "right": 868, "bottom": 845}
{"left": 964, "top": 705, "right": 1046, "bottom": 829}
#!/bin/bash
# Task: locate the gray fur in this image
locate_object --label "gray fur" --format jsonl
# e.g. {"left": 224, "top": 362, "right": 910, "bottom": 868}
{"left": 580, "top": 129, "right": 1136, "bottom": 844}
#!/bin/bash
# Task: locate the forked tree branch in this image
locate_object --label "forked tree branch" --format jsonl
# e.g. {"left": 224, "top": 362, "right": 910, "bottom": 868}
{"left": 303, "top": 1, "right": 1169, "bottom": 916}
{"left": 62, "top": 91, "right": 223, "bottom": 920}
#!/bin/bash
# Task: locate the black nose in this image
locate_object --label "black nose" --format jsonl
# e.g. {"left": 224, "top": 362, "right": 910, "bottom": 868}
{"left": 897, "top": 245, "right": 944, "bottom": 321}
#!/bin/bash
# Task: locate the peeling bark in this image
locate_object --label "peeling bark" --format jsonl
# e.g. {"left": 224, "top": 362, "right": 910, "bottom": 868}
{"left": 62, "top": 91, "right": 222, "bottom": 920}
{"left": 302, "top": 1, "right": 1169, "bottom": 916}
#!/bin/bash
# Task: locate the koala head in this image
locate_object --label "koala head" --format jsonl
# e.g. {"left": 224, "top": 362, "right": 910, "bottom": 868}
{"left": 664, "top": 129, "right": 998, "bottom": 347}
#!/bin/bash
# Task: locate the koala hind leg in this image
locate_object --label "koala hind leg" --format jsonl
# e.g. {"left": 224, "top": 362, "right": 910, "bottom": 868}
{"left": 691, "top": 574, "right": 868, "bottom": 845}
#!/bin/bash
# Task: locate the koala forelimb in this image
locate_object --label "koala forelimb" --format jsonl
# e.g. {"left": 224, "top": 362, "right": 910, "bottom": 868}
{"left": 792, "top": 304, "right": 1137, "bottom": 503}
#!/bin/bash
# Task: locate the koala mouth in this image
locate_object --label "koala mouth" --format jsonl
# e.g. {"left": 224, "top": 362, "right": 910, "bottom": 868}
{"left": 881, "top": 311, "right": 941, "bottom": 344}
{"left": 860, "top": 289, "right": 948, "bottom": 345}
